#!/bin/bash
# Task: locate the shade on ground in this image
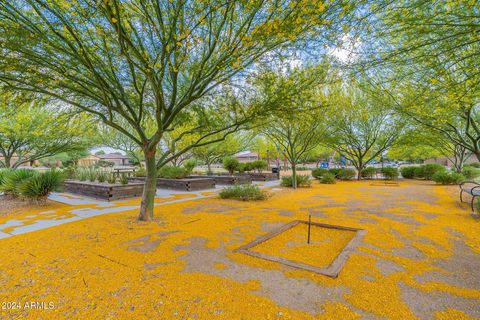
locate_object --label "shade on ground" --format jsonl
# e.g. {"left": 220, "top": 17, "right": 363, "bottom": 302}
{"left": 0, "top": 180, "right": 479, "bottom": 319}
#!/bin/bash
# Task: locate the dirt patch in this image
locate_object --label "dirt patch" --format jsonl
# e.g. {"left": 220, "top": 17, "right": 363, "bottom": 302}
{"left": 0, "top": 195, "right": 56, "bottom": 216}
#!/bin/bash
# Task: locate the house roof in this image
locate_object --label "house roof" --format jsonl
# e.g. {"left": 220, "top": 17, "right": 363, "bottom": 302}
{"left": 235, "top": 151, "right": 258, "bottom": 158}
{"left": 97, "top": 153, "right": 129, "bottom": 160}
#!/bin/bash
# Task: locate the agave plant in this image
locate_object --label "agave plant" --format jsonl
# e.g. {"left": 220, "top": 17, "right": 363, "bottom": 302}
{"left": 120, "top": 173, "right": 129, "bottom": 185}
{"left": 86, "top": 167, "right": 98, "bottom": 182}
{"left": 97, "top": 171, "right": 107, "bottom": 183}
{"left": 18, "top": 169, "right": 64, "bottom": 203}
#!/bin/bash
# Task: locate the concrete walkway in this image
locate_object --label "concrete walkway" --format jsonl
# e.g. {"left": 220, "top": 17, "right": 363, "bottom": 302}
{"left": 0, "top": 181, "right": 281, "bottom": 239}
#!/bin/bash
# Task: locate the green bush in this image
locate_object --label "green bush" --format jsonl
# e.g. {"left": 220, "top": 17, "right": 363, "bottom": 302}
{"left": 432, "top": 171, "right": 465, "bottom": 185}
{"left": 0, "top": 169, "right": 37, "bottom": 196}
{"left": 328, "top": 168, "right": 342, "bottom": 178}
{"left": 400, "top": 166, "right": 416, "bottom": 179}
{"left": 338, "top": 168, "right": 356, "bottom": 180}
{"left": 468, "top": 162, "right": 480, "bottom": 168}
{"left": 18, "top": 169, "right": 63, "bottom": 201}
{"left": 97, "top": 171, "right": 107, "bottom": 183}
{"left": 219, "top": 184, "right": 267, "bottom": 201}
{"left": 107, "top": 173, "right": 117, "bottom": 184}
{"left": 120, "top": 173, "right": 129, "bottom": 185}
{"left": 183, "top": 159, "right": 196, "bottom": 173}
{"left": 381, "top": 167, "right": 399, "bottom": 180}
{"left": 96, "top": 160, "right": 115, "bottom": 168}
{"left": 462, "top": 166, "right": 480, "bottom": 180}
{"left": 280, "top": 175, "right": 311, "bottom": 187}
{"left": 311, "top": 168, "right": 328, "bottom": 179}
{"left": 134, "top": 167, "right": 146, "bottom": 177}
{"left": 252, "top": 160, "right": 268, "bottom": 172}
{"left": 157, "top": 165, "right": 190, "bottom": 179}
{"left": 223, "top": 157, "right": 240, "bottom": 175}
{"left": 361, "top": 167, "right": 376, "bottom": 179}
{"left": 320, "top": 173, "right": 336, "bottom": 184}
{"left": 417, "top": 164, "right": 446, "bottom": 180}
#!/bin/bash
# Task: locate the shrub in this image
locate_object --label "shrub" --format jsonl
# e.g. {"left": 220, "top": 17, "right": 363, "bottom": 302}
{"left": 242, "top": 162, "right": 255, "bottom": 172}
{"left": 134, "top": 167, "right": 146, "bottom": 177}
{"left": 381, "top": 167, "right": 399, "bottom": 180}
{"left": 183, "top": 159, "right": 196, "bottom": 173}
{"left": 18, "top": 169, "right": 63, "bottom": 201}
{"left": 107, "top": 173, "right": 117, "bottom": 184}
{"left": 223, "top": 157, "right": 240, "bottom": 175}
{"left": 96, "top": 160, "right": 115, "bottom": 168}
{"left": 252, "top": 160, "right": 268, "bottom": 172}
{"left": 432, "top": 171, "right": 465, "bottom": 185}
{"left": 157, "top": 165, "right": 189, "bottom": 179}
{"left": 338, "top": 168, "right": 356, "bottom": 180}
{"left": 400, "top": 166, "right": 416, "bottom": 179}
{"left": 320, "top": 173, "right": 336, "bottom": 184}
{"left": 219, "top": 184, "right": 268, "bottom": 201}
{"left": 86, "top": 167, "right": 98, "bottom": 182}
{"left": 468, "top": 162, "right": 480, "bottom": 168}
{"left": 361, "top": 167, "right": 376, "bottom": 179}
{"left": 311, "top": 168, "right": 328, "bottom": 179}
{"left": 0, "top": 169, "right": 37, "bottom": 196}
{"left": 97, "top": 171, "right": 107, "bottom": 183}
{"left": 462, "top": 166, "right": 480, "bottom": 180}
{"left": 328, "top": 168, "right": 342, "bottom": 178}
{"left": 120, "top": 173, "right": 129, "bottom": 185}
{"left": 281, "top": 175, "right": 311, "bottom": 187}
{"left": 417, "top": 164, "right": 446, "bottom": 180}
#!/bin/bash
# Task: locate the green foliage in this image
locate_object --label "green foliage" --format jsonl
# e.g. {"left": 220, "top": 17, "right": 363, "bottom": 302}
{"left": 361, "top": 167, "right": 376, "bottom": 179}
{"left": 87, "top": 167, "right": 98, "bottom": 182}
{"left": 380, "top": 167, "right": 399, "bottom": 180}
{"left": 219, "top": 184, "right": 267, "bottom": 201}
{"left": 97, "top": 171, "right": 107, "bottom": 183}
{"left": 96, "top": 160, "right": 115, "bottom": 168}
{"left": 134, "top": 167, "right": 146, "bottom": 177}
{"left": 468, "top": 163, "right": 480, "bottom": 169}
{"left": 107, "top": 173, "right": 117, "bottom": 184}
{"left": 252, "top": 160, "right": 268, "bottom": 172}
{"left": 120, "top": 174, "right": 129, "bottom": 185}
{"left": 281, "top": 175, "right": 311, "bottom": 187}
{"left": 18, "top": 170, "right": 63, "bottom": 200}
{"left": 328, "top": 168, "right": 342, "bottom": 178}
{"left": 338, "top": 169, "right": 356, "bottom": 180}
{"left": 242, "top": 162, "right": 255, "bottom": 172}
{"left": 183, "top": 159, "right": 197, "bottom": 173}
{"left": 311, "top": 168, "right": 328, "bottom": 179}
{"left": 462, "top": 166, "right": 480, "bottom": 180}
{"left": 320, "top": 173, "right": 336, "bottom": 184}
{"left": 415, "top": 164, "right": 446, "bottom": 180}
{"left": 328, "top": 168, "right": 356, "bottom": 180}
{"left": 400, "top": 166, "right": 417, "bottom": 179}
{"left": 223, "top": 157, "right": 240, "bottom": 175}
{"left": 0, "top": 169, "right": 37, "bottom": 196}
{"left": 432, "top": 171, "right": 465, "bottom": 185}
{"left": 157, "top": 166, "right": 190, "bottom": 179}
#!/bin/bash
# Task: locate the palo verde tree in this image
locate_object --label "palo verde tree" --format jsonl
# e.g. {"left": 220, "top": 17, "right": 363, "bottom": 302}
{"left": 191, "top": 133, "right": 245, "bottom": 174}
{"left": 324, "top": 83, "right": 403, "bottom": 180}
{"left": 258, "top": 65, "right": 329, "bottom": 188}
{"left": 0, "top": 93, "right": 94, "bottom": 168}
{"left": 359, "top": 0, "right": 480, "bottom": 164}
{"left": 0, "top": 0, "right": 356, "bottom": 220}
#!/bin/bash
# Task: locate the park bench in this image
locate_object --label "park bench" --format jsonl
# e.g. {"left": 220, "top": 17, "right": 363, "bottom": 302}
{"left": 459, "top": 181, "right": 480, "bottom": 211}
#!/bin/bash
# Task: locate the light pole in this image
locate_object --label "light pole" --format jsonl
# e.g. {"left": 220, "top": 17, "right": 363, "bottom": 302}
{"left": 266, "top": 149, "right": 270, "bottom": 169}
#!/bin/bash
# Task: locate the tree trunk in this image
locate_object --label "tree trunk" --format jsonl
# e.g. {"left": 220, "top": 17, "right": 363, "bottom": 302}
{"left": 207, "top": 162, "right": 212, "bottom": 175}
{"left": 3, "top": 155, "right": 11, "bottom": 168}
{"left": 356, "top": 162, "right": 363, "bottom": 180}
{"left": 138, "top": 148, "right": 157, "bottom": 221}
{"left": 292, "top": 163, "right": 297, "bottom": 189}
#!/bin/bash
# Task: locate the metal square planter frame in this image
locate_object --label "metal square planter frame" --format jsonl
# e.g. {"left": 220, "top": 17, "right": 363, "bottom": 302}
{"left": 234, "top": 220, "right": 367, "bottom": 278}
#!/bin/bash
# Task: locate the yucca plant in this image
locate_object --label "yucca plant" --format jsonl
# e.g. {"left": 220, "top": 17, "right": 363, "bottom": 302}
{"left": 87, "top": 167, "right": 98, "bottom": 182}
{"left": 0, "top": 169, "right": 38, "bottom": 197}
{"left": 97, "top": 171, "right": 107, "bottom": 183}
{"left": 18, "top": 170, "right": 64, "bottom": 203}
{"left": 120, "top": 173, "right": 129, "bottom": 185}
{"left": 107, "top": 173, "right": 117, "bottom": 184}
{"left": 78, "top": 169, "right": 88, "bottom": 181}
